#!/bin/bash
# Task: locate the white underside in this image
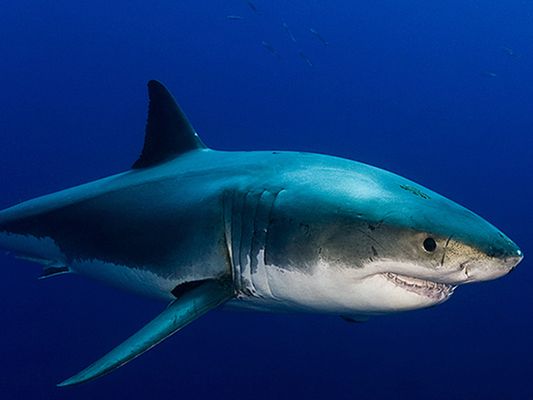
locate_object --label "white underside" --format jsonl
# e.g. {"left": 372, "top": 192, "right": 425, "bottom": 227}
{"left": 228, "top": 250, "right": 450, "bottom": 315}
{"left": 1, "top": 232, "right": 451, "bottom": 315}
{"left": 0, "top": 232, "right": 178, "bottom": 301}
{"left": 71, "top": 260, "right": 177, "bottom": 301}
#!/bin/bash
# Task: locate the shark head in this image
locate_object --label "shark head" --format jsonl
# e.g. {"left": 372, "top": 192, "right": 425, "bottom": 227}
{"left": 307, "top": 160, "right": 524, "bottom": 314}
{"left": 330, "top": 211, "right": 523, "bottom": 315}
{"left": 259, "top": 155, "right": 524, "bottom": 316}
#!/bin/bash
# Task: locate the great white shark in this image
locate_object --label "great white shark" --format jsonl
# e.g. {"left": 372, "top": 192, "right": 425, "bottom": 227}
{"left": 0, "top": 81, "right": 523, "bottom": 386}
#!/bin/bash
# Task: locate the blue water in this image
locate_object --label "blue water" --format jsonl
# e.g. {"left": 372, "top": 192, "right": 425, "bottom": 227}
{"left": 0, "top": 1, "right": 531, "bottom": 398}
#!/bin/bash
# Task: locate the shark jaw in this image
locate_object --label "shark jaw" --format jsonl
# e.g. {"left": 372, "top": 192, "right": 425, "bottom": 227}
{"left": 382, "top": 272, "right": 455, "bottom": 301}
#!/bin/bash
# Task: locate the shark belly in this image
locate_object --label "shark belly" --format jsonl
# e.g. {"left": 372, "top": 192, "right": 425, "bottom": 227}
{"left": 71, "top": 259, "right": 178, "bottom": 301}
{"left": 0, "top": 232, "right": 180, "bottom": 299}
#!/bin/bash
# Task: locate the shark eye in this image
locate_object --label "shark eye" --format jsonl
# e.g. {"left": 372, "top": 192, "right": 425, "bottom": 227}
{"left": 423, "top": 237, "right": 437, "bottom": 252}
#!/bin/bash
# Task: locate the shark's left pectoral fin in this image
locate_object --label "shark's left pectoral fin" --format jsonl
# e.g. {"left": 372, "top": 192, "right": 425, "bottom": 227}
{"left": 57, "top": 279, "right": 233, "bottom": 387}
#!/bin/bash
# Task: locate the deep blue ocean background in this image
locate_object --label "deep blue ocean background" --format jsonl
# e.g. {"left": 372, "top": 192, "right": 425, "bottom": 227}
{"left": 0, "top": 1, "right": 532, "bottom": 399}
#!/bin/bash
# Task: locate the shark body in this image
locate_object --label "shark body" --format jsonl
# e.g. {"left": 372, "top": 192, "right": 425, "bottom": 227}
{"left": 0, "top": 81, "right": 523, "bottom": 386}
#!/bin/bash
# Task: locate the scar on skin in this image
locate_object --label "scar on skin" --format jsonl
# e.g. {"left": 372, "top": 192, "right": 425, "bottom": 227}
{"left": 399, "top": 185, "right": 431, "bottom": 200}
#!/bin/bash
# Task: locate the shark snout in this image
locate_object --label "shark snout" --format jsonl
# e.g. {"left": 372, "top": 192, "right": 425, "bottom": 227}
{"left": 486, "top": 236, "right": 523, "bottom": 260}
{"left": 500, "top": 250, "right": 523, "bottom": 274}
{"left": 491, "top": 236, "right": 524, "bottom": 273}
{"left": 465, "top": 240, "right": 523, "bottom": 282}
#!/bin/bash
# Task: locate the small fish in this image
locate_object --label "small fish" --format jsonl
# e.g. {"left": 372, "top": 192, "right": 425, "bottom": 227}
{"left": 502, "top": 46, "right": 519, "bottom": 58}
{"left": 262, "top": 41, "right": 281, "bottom": 59}
{"left": 309, "top": 28, "right": 328, "bottom": 46}
{"left": 298, "top": 50, "right": 313, "bottom": 67}
{"left": 246, "top": 0, "right": 258, "bottom": 13}
{"left": 226, "top": 15, "right": 244, "bottom": 20}
{"left": 283, "top": 22, "right": 297, "bottom": 43}
{"left": 481, "top": 71, "right": 497, "bottom": 78}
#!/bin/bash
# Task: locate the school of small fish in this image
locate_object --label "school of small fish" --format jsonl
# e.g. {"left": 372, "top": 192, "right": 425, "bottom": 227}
{"left": 226, "top": 0, "right": 328, "bottom": 67}
{"left": 226, "top": 1, "right": 518, "bottom": 74}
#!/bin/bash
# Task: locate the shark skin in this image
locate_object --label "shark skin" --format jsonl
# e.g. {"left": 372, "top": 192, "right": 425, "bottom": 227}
{"left": 0, "top": 81, "right": 523, "bottom": 386}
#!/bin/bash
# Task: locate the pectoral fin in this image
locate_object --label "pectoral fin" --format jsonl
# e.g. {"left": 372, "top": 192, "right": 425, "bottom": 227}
{"left": 57, "top": 279, "right": 233, "bottom": 387}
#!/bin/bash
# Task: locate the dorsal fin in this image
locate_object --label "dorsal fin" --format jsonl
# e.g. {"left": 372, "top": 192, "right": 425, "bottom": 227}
{"left": 132, "top": 80, "right": 206, "bottom": 169}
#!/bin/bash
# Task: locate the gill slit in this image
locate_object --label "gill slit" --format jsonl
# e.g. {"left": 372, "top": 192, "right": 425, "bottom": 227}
{"left": 223, "top": 188, "right": 285, "bottom": 298}
{"left": 264, "top": 189, "right": 285, "bottom": 266}
{"left": 262, "top": 189, "right": 285, "bottom": 298}
{"left": 222, "top": 191, "right": 236, "bottom": 294}
{"left": 238, "top": 191, "right": 250, "bottom": 292}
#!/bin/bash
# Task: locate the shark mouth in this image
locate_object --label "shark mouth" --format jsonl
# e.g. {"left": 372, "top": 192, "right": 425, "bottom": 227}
{"left": 384, "top": 272, "right": 455, "bottom": 300}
